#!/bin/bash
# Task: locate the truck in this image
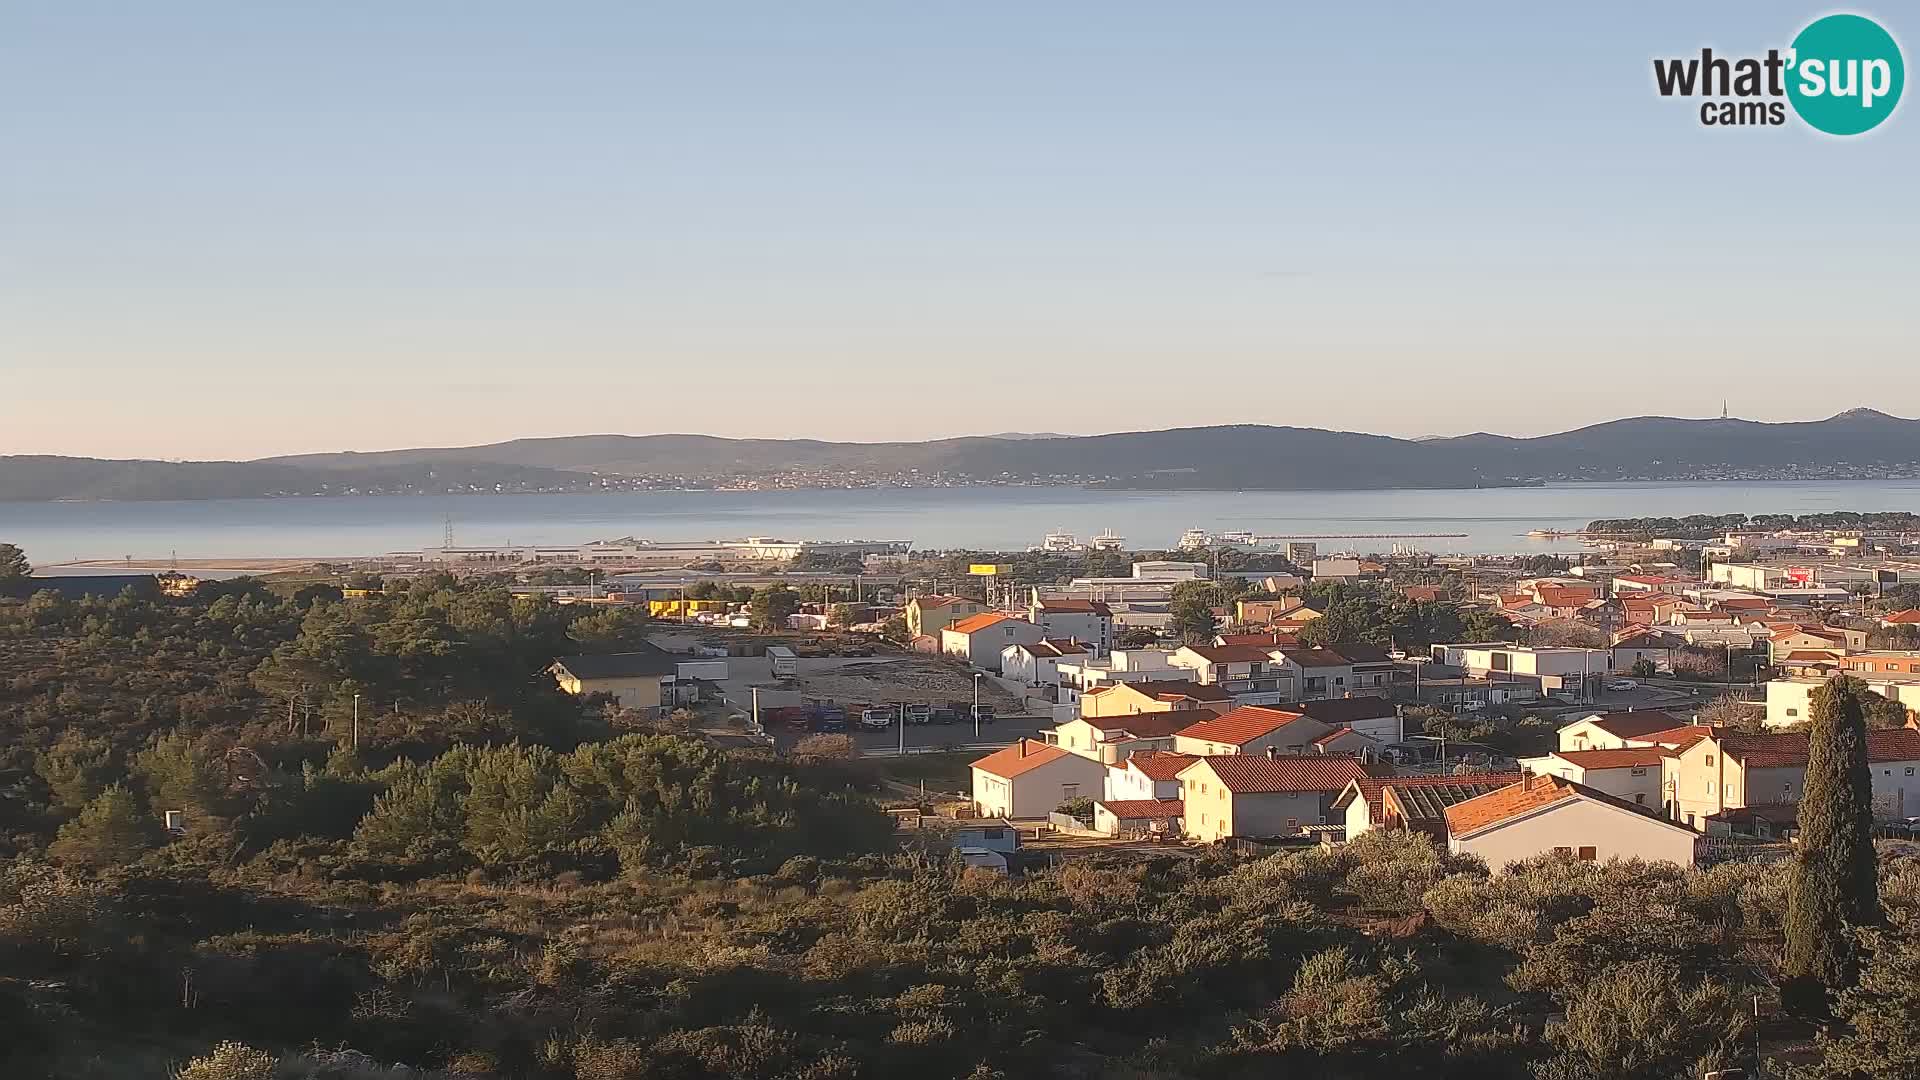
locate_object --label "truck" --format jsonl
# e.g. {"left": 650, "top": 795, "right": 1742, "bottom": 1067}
{"left": 766, "top": 645, "right": 798, "bottom": 679}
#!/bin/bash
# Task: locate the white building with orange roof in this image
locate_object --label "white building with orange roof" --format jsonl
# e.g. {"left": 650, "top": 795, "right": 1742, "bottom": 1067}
{"left": 941, "top": 612, "right": 1044, "bottom": 671}
{"left": 970, "top": 739, "right": 1107, "bottom": 819}
{"left": 1443, "top": 774, "right": 1697, "bottom": 872}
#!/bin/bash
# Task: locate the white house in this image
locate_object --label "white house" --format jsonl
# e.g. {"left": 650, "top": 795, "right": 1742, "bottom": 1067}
{"left": 1030, "top": 599, "right": 1114, "bottom": 657}
{"left": 1518, "top": 747, "right": 1670, "bottom": 811}
{"left": 1276, "top": 647, "right": 1355, "bottom": 700}
{"left": 970, "top": 739, "right": 1108, "bottom": 818}
{"left": 1766, "top": 676, "right": 1920, "bottom": 729}
{"left": 1102, "top": 750, "right": 1195, "bottom": 802}
{"left": 942, "top": 613, "right": 1045, "bottom": 671}
{"left": 1555, "top": 711, "right": 1686, "bottom": 752}
{"left": 1167, "top": 644, "right": 1297, "bottom": 705}
{"left": 1444, "top": 774, "right": 1698, "bottom": 872}
{"left": 1001, "top": 639, "right": 1087, "bottom": 686}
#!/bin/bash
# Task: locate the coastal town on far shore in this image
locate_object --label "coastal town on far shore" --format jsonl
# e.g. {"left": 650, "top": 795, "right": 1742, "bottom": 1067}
{"left": 24, "top": 510, "right": 1920, "bottom": 871}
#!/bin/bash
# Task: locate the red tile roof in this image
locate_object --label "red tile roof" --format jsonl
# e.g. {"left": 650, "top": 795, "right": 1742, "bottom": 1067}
{"left": 1125, "top": 750, "right": 1198, "bottom": 780}
{"left": 1313, "top": 726, "right": 1358, "bottom": 746}
{"left": 948, "top": 612, "right": 1018, "bottom": 635}
{"left": 1632, "top": 724, "right": 1718, "bottom": 750}
{"left": 1097, "top": 798, "right": 1184, "bottom": 819}
{"left": 1577, "top": 711, "right": 1684, "bottom": 740}
{"left": 1884, "top": 609, "right": 1920, "bottom": 625}
{"left": 1443, "top": 773, "right": 1680, "bottom": 837}
{"left": 1717, "top": 728, "right": 1920, "bottom": 770}
{"left": 1038, "top": 598, "right": 1113, "bottom": 615}
{"left": 910, "top": 594, "right": 968, "bottom": 609}
{"left": 970, "top": 739, "right": 1072, "bottom": 779}
{"left": 1188, "top": 754, "right": 1375, "bottom": 794}
{"left": 1173, "top": 705, "right": 1308, "bottom": 746}
{"left": 1548, "top": 747, "right": 1673, "bottom": 769}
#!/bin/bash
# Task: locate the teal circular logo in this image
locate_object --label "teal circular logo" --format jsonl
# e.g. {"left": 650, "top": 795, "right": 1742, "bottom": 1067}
{"left": 1786, "top": 14, "right": 1904, "bottom": 135}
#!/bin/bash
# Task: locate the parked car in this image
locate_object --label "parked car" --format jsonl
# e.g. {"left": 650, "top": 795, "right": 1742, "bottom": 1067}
{"left": 1605, "top": 678, "right": 1639, "bottom": 692}
{"left": 929, "top": 706, "right": 959, "bottom": 726}
{"left": 906, "top": 703, "right": 933, "bottom": 725}
{"left": 969, "top": 703, "right": 997, "bottom": 725}
{"left": 858, "top": 707, "right": 893, "bottom": 731}
{"left": 1456, "top": 701, "right": 1487, "bottom": 713}
{"left": 814, "top": 705, "right": 848, "bottom": 732}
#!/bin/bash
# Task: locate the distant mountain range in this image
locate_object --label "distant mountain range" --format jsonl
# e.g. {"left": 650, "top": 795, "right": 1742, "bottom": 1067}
{"left": 4, "top": 410, "right": 1918, "bottom": 501}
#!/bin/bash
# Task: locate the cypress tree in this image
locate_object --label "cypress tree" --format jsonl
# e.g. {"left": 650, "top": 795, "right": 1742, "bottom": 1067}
{"left": 1783, "top": 675, "right": 1882, "bottom": 1016}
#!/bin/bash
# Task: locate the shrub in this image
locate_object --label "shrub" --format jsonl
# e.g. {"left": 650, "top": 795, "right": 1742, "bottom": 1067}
{"left": 173, "top": 1041, "right": 277, "bottom": 1080}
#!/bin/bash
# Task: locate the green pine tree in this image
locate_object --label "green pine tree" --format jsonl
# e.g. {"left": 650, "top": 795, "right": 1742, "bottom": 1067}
{"left": 1783, "top": 675, "right": 1882, "bottom": 1017}
{"left": 48, "top": 784, "right": 161, "bottom": 869}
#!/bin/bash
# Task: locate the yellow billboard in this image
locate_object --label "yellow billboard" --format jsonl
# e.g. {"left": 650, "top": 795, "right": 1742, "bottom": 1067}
{"left": 969, "top": 563, "right": 1009, "bottom": 576}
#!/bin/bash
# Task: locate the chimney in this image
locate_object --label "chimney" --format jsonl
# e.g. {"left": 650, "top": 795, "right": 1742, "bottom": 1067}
{"left": 1266, "top": 745, "right": 1278, "bottom": 759}
{"left": 1020, "top": 739, "right": 1031, "bottom": 757}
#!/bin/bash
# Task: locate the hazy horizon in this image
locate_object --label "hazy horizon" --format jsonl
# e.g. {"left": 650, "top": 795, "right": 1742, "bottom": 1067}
{"left": 6, "top": 2, "right": 1915, "bottom": 459}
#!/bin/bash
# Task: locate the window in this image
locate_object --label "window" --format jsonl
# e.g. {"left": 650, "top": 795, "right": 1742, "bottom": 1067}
{"left": 1578, "top": 846, "right": 1597, "bottom": 861}
{"left": 1704, "top": 754, "right": 1714, "bottom": 766}
{"left": 1786, "top": 708, "right": 1799, "bottom": 717}
{"left": 1286, "top": 817, "right": 1298, "bottom": 829}
{"left": 983, "top": 827, "right": 1005, "bottom": 839}
{"left": 1553, "top": 846, "right": 1573, "bottom": 855}
{"left": 1706, "top": 781, "right": 1714, "bottom": 794}
{"left": 1061, "top": 784, "right": 1079, "bottom": 799}
{"left": 1630, "top": 766, "right": 1646, "bottom": 776}
{"left": 1218, "top": 790, "right": 1225, "bottom": 802}
{"left": 1635, "top": 793, "right": 1647, "bottom": 805}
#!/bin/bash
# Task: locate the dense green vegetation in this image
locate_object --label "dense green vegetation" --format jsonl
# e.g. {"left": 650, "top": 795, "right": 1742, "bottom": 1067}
{"left": 1587, "top": 511, "right": 1920, "bottom": 537}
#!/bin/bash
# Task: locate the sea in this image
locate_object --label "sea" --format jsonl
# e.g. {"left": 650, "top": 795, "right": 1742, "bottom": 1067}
{"left": 7, "top": 480, "right": 1920, "bottom": 567}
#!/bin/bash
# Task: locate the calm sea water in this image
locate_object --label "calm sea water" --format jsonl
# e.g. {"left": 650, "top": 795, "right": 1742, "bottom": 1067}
{"left": 7, "top": 480, "right": 1920, "bottom": 564}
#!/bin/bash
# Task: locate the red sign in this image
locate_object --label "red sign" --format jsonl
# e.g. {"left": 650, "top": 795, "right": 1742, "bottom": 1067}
{"left": 1786, "top": 567, "right": 1814, "bottom": 584}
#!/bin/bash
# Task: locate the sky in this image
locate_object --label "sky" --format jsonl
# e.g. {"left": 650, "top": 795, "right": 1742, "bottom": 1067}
{"left": 2, "top": 2, "right": 1915, "bottom": 459}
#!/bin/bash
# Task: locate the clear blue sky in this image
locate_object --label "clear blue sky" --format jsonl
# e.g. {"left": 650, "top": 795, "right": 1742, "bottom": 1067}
{"left": 2, "top": 2, "right": 1913, "bottom": 459}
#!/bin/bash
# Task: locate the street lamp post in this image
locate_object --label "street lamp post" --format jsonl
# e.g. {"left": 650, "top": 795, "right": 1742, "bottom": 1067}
{"left": 973, "top": 673, "right": 983, "bottom": 739}
{"left": 352, "top": 693, "right": 360, "bottom": 750}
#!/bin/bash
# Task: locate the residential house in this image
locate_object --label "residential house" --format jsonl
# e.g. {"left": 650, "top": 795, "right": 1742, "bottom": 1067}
{"left": 942, "top": 613, "right": 1045, "bottom": 671}
{"left": 906, "top": 594, "right": 985, "bottom": 638}
{"left": 1312, "top": 726, "right": 1384, "bottom": 761}
{"left": 1029, "top": 598, "right": 1114, "bottom": 656}
{"left": 1768, "top": 626, "right": 1863, "bottom": 662}
{"left": 1765, "top": 676, "right": 1920, "bottom": 728}
{"left": 1333, "top": 773, "right": 1522, "bottom": 840}
{"left": 1280, "top": 647, "right": 1355, "bottom": 700}
{"left": 1053, "top": 712, "right": 1194, "bottom": 764}
{"left": 1880, "top": 609, "right": 1920, "bottom": 629}
{"left": 1001, "top": 639, "right": 1087, "bottom": 686}
{"left": 1329, "top": 643, "right": 1395, "bottom": 694}
{"left": 1297, "top": 697, "right": 1405, "bottom": 743}
{"left": 1171, "top": 706, "right": 1333, "bottom": 757}
{"left": 1102, "top": 749, "right": 1196, "bottom": 801}
{"left": 1444, "top": 774, "right": 1698, "bottom": 872}
{"left": 970, "top": 739, "right": 1107, "bottom": 818}
{"left": 1167, "top": 644, "right": 1296, "bottom": 705}
{"left": 1610, "top": 629, "right": 1676, "bottom": 674}
{"left": 1837, "top": 651, "right": 1920, "bottom": 678}
{"left": 1556, "top": 711, "right": 1685, "bottom": 752}
{"left": 550, "top": 649, "right": 680, "bottom": 713}
{"left": 1178, "top": 754, "right": 1375, "bottom": 841}
{"left": 1662, "top": 725, "right": 1920, "bottom": 826}
{"left": 1311, "top": 558, "right": 1363, "bottom": 582}
{"left": 1519, "top": 747, "right": 1671, "bottom": 810}
{"left": 1078, "top": 679, "right": 1232, "bottom": 720}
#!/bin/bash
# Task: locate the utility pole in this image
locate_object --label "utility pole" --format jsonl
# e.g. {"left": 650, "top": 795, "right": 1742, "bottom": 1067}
{"left": 898, "top": 700, "right": 906, "bottom": 757}
{"left": 751, "top": 686, "right": 762, "bottom": 736}
{"left": 352, "top": 693, "right": 361, "bottom": 750}
{"left": 973, "top": 673, "right": 983, "bottom": 739}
